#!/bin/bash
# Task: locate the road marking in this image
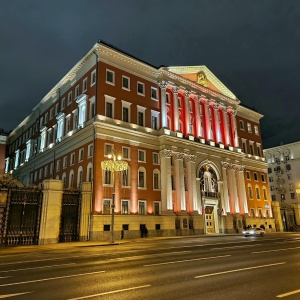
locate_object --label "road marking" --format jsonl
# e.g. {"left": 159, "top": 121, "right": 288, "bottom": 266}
{"left": 194, "top": 262, "right": 286, "bottom": 278}
{"left": 0, "top": 271, "right": 105, "bottom": 287}
{"left": 0, "top": 256, "right": 80, "bottom": 266}
{"left": 110, "top": 250, "right": 191, "bottom": 261}
{"left": 144, "top": 255, "right": 231, "bottom": 267}
{"left": 0, "top": 263, "right": 75, "bottom": 273}
{"left": 0, "top": 292, "right": 33, "bottom": 298}
{"left": 211, "top": 244, "right": 262, "bottom": 250}
{"left": 0, "top": 277, "right": 10, "bottom": 279}
{"left": 277, "top": 289, "right": 300, "bottom": 298}
{"left": 252, "top": 246, "right": 300, "bottom": 254}
{"left": 68, "top": 285, "right": 151, "bottom": 299}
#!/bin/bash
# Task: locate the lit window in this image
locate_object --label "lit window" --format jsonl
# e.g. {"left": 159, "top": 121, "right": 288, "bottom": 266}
{"left": 247, "top": 123, "right": 252, "bottom": 133}
{"left": 254, "top": 125, "right": 259, "bottom": 135}
{"left": 121, "top": 200, "right": 130, "bottom": 214}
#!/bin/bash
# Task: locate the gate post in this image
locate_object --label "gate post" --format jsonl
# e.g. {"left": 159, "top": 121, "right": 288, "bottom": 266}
{"left": 291, "top": 203, "right": 300, "bottom": 226}
{"left": 80, "top": 182, "right": 92, "bottom": 241}
{"left": 39, "top": 179, "right": 63, "bottom": 244}
{"left": 271, "top": 201, "right": 284, "bottom": 232}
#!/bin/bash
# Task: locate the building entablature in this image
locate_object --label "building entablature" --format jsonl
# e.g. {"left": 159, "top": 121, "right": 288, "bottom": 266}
{"left": 237, "top": 105, "right": 263, "bottom": 123}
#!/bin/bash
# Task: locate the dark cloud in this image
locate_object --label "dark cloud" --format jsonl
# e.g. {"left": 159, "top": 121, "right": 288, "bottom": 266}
{"left": 1, "top": 0, "right": 299, "bottom": 149}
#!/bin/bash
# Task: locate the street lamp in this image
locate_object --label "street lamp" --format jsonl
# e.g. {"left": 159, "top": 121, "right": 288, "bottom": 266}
{"left": 101, "top": 150, "right": 128, "bottom": 244}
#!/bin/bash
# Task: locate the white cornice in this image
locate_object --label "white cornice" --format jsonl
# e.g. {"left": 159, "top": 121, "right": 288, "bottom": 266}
{"left": 237, "top": 105, "right": 263, "bottom": 122}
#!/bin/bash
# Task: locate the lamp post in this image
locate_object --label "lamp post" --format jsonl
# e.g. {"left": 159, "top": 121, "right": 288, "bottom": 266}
{"left": 101, "top": 150, "right": 128, "bottom": 244}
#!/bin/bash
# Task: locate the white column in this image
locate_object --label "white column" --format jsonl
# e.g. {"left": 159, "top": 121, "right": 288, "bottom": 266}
{"left": 172, "top": 86, "right": 179, "bottom": 132}
{"left": 186, "top": 155, "right": 198, "bottom": 213}
{"left": 56, "top": 113, "right": 65, "bottom": 142}
{"left": 184, "top": 90, "right": 191, "bottom": 134}
{"left": 159, "top": 81, "right": 168, "bottom": 128}
{"left": 194, "top": 95, "right": 202, "bottom": 137}
{"left": 221, "top": 162, "right": 230, "bottom": 213}
{"left": 218, "top": 181, "right": 226, "bottom": 215}
{"left": 203, "top": 98, "right": 211, "bottom": 140}
{"left": 230, "top": 165, "right": 240, "bottom": 213}
{"left": 76, "top": 94, "right": 87, "bottom": 128}
{"left": 222, "top": 106, "right": 230, "bottom": 146}
{"left": 40, "top": 126, "right": 47, "bottom": 152}
{"left": 232, "top": 110, "right": 239, "bottom": 147}
{"left": 14, "top": 149, "right": 20, "bottom": 170}
{"left": 237, "top": 167, "right": 248, "bottom": 214}
{"left": 213, "top": 103, "right": 221, "bottom": 143}
{"left": 159, "top": 149, "right": 173, "bottom": 213}
{"left": 174, "top": 152, "right": 186, "bottom": 212}
{"left": 25, "top": 139, "right": 32, "bottom": 161}
{"left": 5, "top": 157, "right": 9, "bottom": 173}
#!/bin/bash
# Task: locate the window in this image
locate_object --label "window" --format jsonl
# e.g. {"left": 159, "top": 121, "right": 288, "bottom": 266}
{"left": 69, "top": 170, "right": 74, "bottom": 187}
{"left": 242, "top": 140, "right": 247, "bottom": 153}
{"left": 138, "top": 111, "right": 144, "bottom": 126}
{"left": 258, "top": 208, "right": 263, "bottom": 218}
{"left": 270, "top": 186, "right": 274, "bottom": 191}
{"left": 55, "top": 103, "right": 59, "bottom": 115}
{"left": 268, "top": 167, "right": 272, "bottom": 174}
{"left": 254, "top": 173, "right": 258, "bottom": 181}
{"left": 281, "top": 194, "right": 285, "bottom": 201}
{"left": 50, "top": 163, "right": 54, "bottom": 175}
{"left": 62, "top": 173, "right": 66, "bottom": 187}
{"left": 250, "top": 208, "right": 255, "bottom": 217}
{"left": 151, "top": 87, "right": 158, "bottom": 100}
{"left": 106, "top": 69, "right": 115, "bottom": 85}
{"left": 154, "top": 202, "right": 160, "bottom": 215}
{"left": 166, "top": 93, "right": 170, "bottom": 104}
{"left": 256, "top": 187, "right": 260, "bottom": 200}
{"left": 261, "top": 174, "right": 265, "bottom": 182}
{"left": 138, "top": 167, "right": 146, "bottom": 188}
{"left": 50, "top": 108, "right": 54, "bottom": 120}
{"left": 271, "top": 194, "right": 276, "bottom": 201}
{"left": 291, "top": 193, "right": 296, "bottom": 199}
{"left": 249, "top": 143, "right": 254, "bottom": 155}
{"left": 153, "top": 153, "right": 159, "bottom": 164}
{"left": 121, "top": 169, "right": 130, "bottom": 187}
{"left": 247, "top": 123, "right": 252, "bottom": 133}
{"left": 151, "top": 110, "right": 160, "bottom": 130}
{"left": 70, "top": 152, "right": 75, "bottom": 165}
{"left": 138, "top": 200, "right": 146, "bottom": 214}
{"left": 246, "top": 171, "right": 251, "bottom": 180}
{"left": 153, "top": 170, "right": 160, "bottom": 190}
{"left": 105, "top": 95, "right": 115, "bottom": 119}
{"left": 263, "top": 188, "right": 267, "bottom": 200}
{"left": 122, "top": 100, "right": 131, "bottom": 123}
{"left": 39, "top": 168, "right": 43, "bottom": 180}
{"left": 138, "top": 150, "right": 146, "bottom": 162}
{"left": 269, "top": 177, "right": 273, "bottom": 182}
{"left": 239, "top": 120, "right": 244, "bottom": 130}
{"left": 103, "top": 199, "right": 111, "bottom": 214}
{"left": 122, "top": 76, "right": 130, "bottom": 90}
{"left": 122, "top": 147, "right": 130, "bottom": 160}
{"left": 67, "top": 91, "right": 72, "bottom": 105}
{"left": 60, "top": 97, "right": 65, "bottom": 110}
{"left": 254, "top": 125, "right": 259, "bottom": 135}
{"left": 286, "top": 164, "right": 291, "bottom": 171}
{"left": 91, "top": 70, "right": 96, "bottom": 86}
{"left": 79, "top": 149, "right": 84, "bottom": 162}
{"left": 137, "top": 82, "right": 145, "bottom": 95}
{"left": 289, "top": 183, "right": 294, "bottom": 191}
{"left": 56, "top": 160, "right": 60, "bottom": 171}
{"left": 104, "top": 144, "right": 113, "bottom": 156}
{"left": 82, "top": 77, "right": 87, "bottom": 93}
{"left": 87, "top": 164, "right": 93, "bottom": 182}
{"left": 266, "top": 209, "right": 270, "bottom": 218}
{"left": 44, "top": 112, "right": 48, "bottom": 124}
{"left": 257, "top": 145, "right": 261, "bottom": 157}
{"left": 63, "top": 156, "right": 67, "bottom": 169}
{"left": 75, "top": 85, "right": 80, "bottom": 98}
{"left": 77, "top": 167, "right": 83, "bottom": 187}
{"left": 288, "top": 174, "right": 293, "bottom": 180}
{"left": 65, "top": 116, "right": 71, "bottom": 135}
{"left": 88, "top": 144, "right": 93, "bottom": 157}
{"left": 89, "top": 96, "right": 96, "bottom": 119}
{"left": 121, "top": 200, "right": 130, "bottom": 214}
{"left": 248, "top": 185, "right": 253, "bottom": 199}
{"left": 44, "top": 165, "right": 48, "bottom": 177}
{"left": 104, "top": 170, "right": 112, "bottom": 185}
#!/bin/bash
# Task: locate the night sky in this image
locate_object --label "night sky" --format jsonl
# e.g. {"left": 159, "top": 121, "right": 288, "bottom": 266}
{"left": 1, "top": 0, "right": 299, "bottom": 149}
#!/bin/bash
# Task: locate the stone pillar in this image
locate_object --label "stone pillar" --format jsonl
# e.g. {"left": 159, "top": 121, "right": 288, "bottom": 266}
{"left": 271, "top": 201, "right": 284, "bottom": 232}
{"left": 213, "top": 103, "right": 221, "bottom": 143}
{"left": 80, "top": 182, "right": 92, "bottom": 241}
{"left": 172, "top": 86, "right": 179, "bottom": 132}
{"left": 221, "top": 162, "right": 230, "bottom": 213}
{"left": 159, "top": 81, "right": 168, "bottom": 128}
{"left": 39, "top": 179, "right": 63, "bottom": 244}
{"left": 194, "top": 95, "right": 202, "bottom": 137}
{"left": 222, "top": 106, "right": 230, "bottom": 146}
{"left": 186, "top": 154, "right": 198, "bottom": 214}
{"left": 160, "top": 149, "right": 173, "bottom": 213}
{"left": 291, "top": 203, "right": 300, "bottom": 226}
{"left": 174, "top": 152, "right": 186, "bottom": 212}
{"left": 184, "top": 90, "right": 191, "bottom": 135}
{"left": 237, "top": 167, "right": 248, "bottom": 215}
{"left": 203, "top": 98, "right": 211, "bottom": 140}
{"left": 230, "top": 166, "right": 240, "bottom": 214}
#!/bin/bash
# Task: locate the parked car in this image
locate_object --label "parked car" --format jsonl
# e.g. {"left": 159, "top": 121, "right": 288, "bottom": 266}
{"left": 242, "top": 227, "right": 265, "bottom": 237}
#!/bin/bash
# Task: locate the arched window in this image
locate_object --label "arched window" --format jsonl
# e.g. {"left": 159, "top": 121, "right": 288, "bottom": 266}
{"left": 255, "top": 185, "right": 261, "bottom": 200}
{"left": 138, "top": 166, "right": 146, "bottom": 189}
{"left": 77, "top": 166, "right": 83, "bottom": 188}
{"left": 153, "top": 169, "right": 161, "bottom": 190}
{"left": 69, "top": 170, "right": 74, "bottom": 188}
{"left": 247, "top": 184, "right": 253, "bottom": 199}
{"left": 262, "top": 186, "right": 268, "bottom": 200}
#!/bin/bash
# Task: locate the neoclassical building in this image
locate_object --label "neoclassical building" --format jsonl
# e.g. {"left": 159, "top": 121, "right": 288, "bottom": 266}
{"left": 3, "top": 41, "right": 275, "bottom": 240}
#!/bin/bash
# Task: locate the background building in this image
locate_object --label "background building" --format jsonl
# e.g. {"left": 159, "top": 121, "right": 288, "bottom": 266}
{"left": 0, "top": 129, "right": 8, "bottom": 174}
{"left": 3, "top": 41, "right": 275, "bottom": 242}
{"left": 264, "top": 142, "right": 300, "bottom": 231}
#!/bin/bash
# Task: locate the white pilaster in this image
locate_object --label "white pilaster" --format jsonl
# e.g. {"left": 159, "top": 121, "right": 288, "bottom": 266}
{"left": 194, "top": 95, "right": 202, "bottom": 137}
{"left": 186, "top": 154, "right": 198, "bottom": 213}
{"left": 174, "top": 152, "right": 186, "bottom": 212}
{"left": 172, "top": 86, "right": 179, "bottom": 132}
{"left": 221, "top": 162, "right": 230, "bottom": 213}
{"left": 184, "top": 90, "right": 191, "bottom": 135}
{"left": 159, "top": 81, "right": 168, "bottom": 128}
{"left": 237, "top": 167, "right": 248, "bottom": 214}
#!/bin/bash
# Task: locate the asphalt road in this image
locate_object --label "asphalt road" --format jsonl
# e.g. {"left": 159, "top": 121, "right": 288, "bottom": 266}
{"left": 1, "top": 233, "right": 300, "bottom": 300}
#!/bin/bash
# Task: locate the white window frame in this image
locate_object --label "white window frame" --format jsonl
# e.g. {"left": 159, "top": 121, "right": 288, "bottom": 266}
{"left": 121, "top": 199, "right": 130, "bottom": 214}
{"left": 63, "top": 156, "right": 68, "bottom": 169}
{"left": 121, "top": 168, "right": 131, "bottom": 187}
{"left": 240, "top": 120, "right": 245, "bottom": 130}
{"left": 88, "top": 144, "right": 93, "bottom": 157}
{"left": 153, "top": 169, "right": 161, "bottom": 190}
{"left": 78, "top": 148, "right": 84, "bottom": 162}
{"left": 82, "top": 77, "right": 88, "bottom": 93}
{"left": 138, "top": 200, "right": 147, "bottom": 215}
{"left": 137, "top": 81, "right": 145, "bottom": 96}
{"left": 75, "top": 84, "right": 80, "bottom": 98}
{"left": 104, "top": 143, "right": 114, "bottom": 156}
{"left": 137, "top": 105, "right": 146, "bottom": 127}
{"left": 104, "top": 94, "right": 116, "bottom": 119}
{"left": 61, "top": 97, "right": 65, "bottom": 110}
{"left": 138, "top": 167, "right": 146, "bottom": 189}
{"left": 247, "top": 123, "right": 252, "bottom": 133}
{"left": 153, "top": 152, "right": 160, "bottom": 165}
{"left": 121, "top": 100, "right": 132, "bottom": 123}
{"left": 122, "top": 146, "right": 130, "bottom": 160}
{"left": 89, "top": 96, "right": 96, "bottom": 119}
{"left": 151, "top": 110, "right": 160, "bottom": 130}
{"left": 50, "top": 108, "right": 54, "bottom": 120}
{"left": 106, "top": 69, "right": 115, "bottom": 85}
{"left": 254, "top": 125, "right": 259, "bottom": 135}
{"left": 91, "top": 70, "right": 96, "bottom": 86}
{"left": 70, "top": 152, "right": 75, "bottom": 165}
{"left": 122, "top": 75, "right": 130, "bottom": 91}
{"left": 151, "top": 87, "right": 158, "bottom": 101}
{"left": 67, "top": 91, "right": 72, "bottom": 105}
{"left": 138, "top": 150, "right": 146, "bottom": 162}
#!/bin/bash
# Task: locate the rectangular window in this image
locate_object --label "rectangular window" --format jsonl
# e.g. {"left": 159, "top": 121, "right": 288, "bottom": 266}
{"left": 61, "top": 97, "right": 65, "bottom": 110}
{"left": 122, "top": 76, "right": 130, "bottom": 90}
{"left": 239, "top": 120, "right": 244, "bottom": 130}
{"left": 75, "top": 85, "right": 80, "bottom": 98}
{"left": 166, "top": 93, "right": 170, "bottom": 104}
{"left": 246, "top": 171, "right": 251, "bottom": 180}
{"left": 153, "top": 153, "right": 159, "bottom": 164}
{"left": 248, "top": 186, "right": 253, "bottom": 199}
{"left": 44, "top": 165, "right": 48, "bottom": 177}
{"left": 123, "top": 107, "right": 129, "bottom": 122}
{"left": 122, "top": 147, "right": 130, "bottom": 159}
{"left": 50, "top": 108, "right": 54, "bottom": 120}
{"left": 281, "top": 194, "right": 285, "bottom": 201}
{"left": 258, "top": 208, "right": 263, "bottom": 218}
{"left": 138, "top": 150, "right": 146, "bottom": 162}
{"left": 138, "top": 200, "right": 146, "bottom": 214}
{"left": 288, "top": 174, "right": 293, "bottom": 180}
{"left": 250, "top": 208, "right": 255, "bottom": 217}
{"left": 250, "top": 143, "right": 254, "bottom": 155}
{"left": 289, "top": 183, "right": 294, "bottom": 191}
{"left": 154, "top": 202, "right": 160, "bottom": 215}
{"left": 254, "top": 125, "right": 259, "bottom": 135}
{"left": 256, "top": 187, "right": 260, "bottom": 200}
{"left": 106, "top": 102, "right": 113, "bottom": 118}
{"left": 286, "top": 164, "right": 291, "bottom": 171}
{"left": 79, "top": 149, "right": 84, "bottom": 162}
{"left": 263, "top": 189, "right": 267, "bottom": 200}
{"left": 291, "top": 193, "right": 296, "bottom": 199}
{"left": 104, "top": 170, "right": 112, "bottom": 185}
{"left": 91, "top": 70, "right": 96, "bottom": 86}
{"left": 271, "top": 194, "right": 276, "bottom": 201}
{"left": 261, "top": 174, "right": 265, "bottom": 182}
{"left": 247, "top": 123, "right": 252, "bottom": 133}
{"left": 268, "top": 167, "right": 272, "bottom": 174}
{"left": 103, "top": 199, "right": 111, "bottom": 214}
{"left": 122, "top": 170, "right": 129, "bottom": 187}
{"left": 63, "top": 156, "right": 67, "bottom": 168}
{"left": 55, "top": 103, "right": 59, "bottom": 115}
{"left": 137, "top": 82, "right": 145, "bottom": 95}
{"left": 121, "top": 200, "right": 129, "bottom": 214}
{"left": 270, "top": 186, "right": 274, "bottom": 191}
{"left": 242, "top": 141, "right": 247, "bottom": 153}
{"left": 56, "top": 160, "right": 60, "bottom": 171}
{"left": 44, "top": 112, "right": 48, "bottom": 124}
{"left": 67, "top": 91, "right": 72, "bottom": 105}
{"left": 82, "top": 77, "right": 88, "bottom": 92}
{"left": 88, "top": 144, "right": 93, "bottom": 157}
{"left": 104, "top": 144, "right": 113, "bottom": 156}
{"left": 70, "top": 152, "right": 75, "bottom": 165}
{"left": 152, "top": 115, "right": 158, "bottom": 130}
{"left": 269, "top": 177, "right": 273, "bottom": 182}
{"left": 138, "top": 171, "right": 145, "bottom": 188}
{"left": 154, "top": 173, "right": 159, "bottom": 190}
{"left": 151, "top": 87, "right": 158, "bottom": 100}
{"left": 106, "top": 69, "right": 115, "bottom": 85}
{"left": 254, "top": 173, "right": 258, "bottom": 181}
{"left": 138, "top": 111, "right": 144, "bottom": 126}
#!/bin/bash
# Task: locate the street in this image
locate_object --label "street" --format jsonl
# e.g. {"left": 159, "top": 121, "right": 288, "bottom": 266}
{"left": 1, "top": 233, "right": 300, "bottom": 299}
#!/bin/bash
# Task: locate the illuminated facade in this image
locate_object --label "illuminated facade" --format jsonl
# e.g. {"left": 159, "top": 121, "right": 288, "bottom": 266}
{"left": 4, "top": 41, "right": 275, "bottom": 239}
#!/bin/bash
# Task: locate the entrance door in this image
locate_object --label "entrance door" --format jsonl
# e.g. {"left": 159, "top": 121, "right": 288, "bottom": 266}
{"left": 205, "top": 206, "right": 215, "bottom": 233}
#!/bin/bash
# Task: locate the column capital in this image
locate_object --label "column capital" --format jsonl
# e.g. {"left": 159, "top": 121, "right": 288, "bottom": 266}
{"left": 173, "top": 152, "right": 185, "bottom": 160}
{"left": 184, "top": 89, "right": 192, "bottom": 98}
{"left": 159, "top": 149, "right": 172, "bottom": 158}
{"left": 186, "top": 155, "right": 196, "bottom": 163}
{"left": 172, "top": 85, "right": 179, "bottom": 94}
{"left": 158, "top": 81, "right": 168, "bottom": 89}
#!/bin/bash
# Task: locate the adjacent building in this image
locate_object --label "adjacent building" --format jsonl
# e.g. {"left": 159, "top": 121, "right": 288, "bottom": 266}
{"left": 3, "top": 41, "right": 275, "bottom": 241}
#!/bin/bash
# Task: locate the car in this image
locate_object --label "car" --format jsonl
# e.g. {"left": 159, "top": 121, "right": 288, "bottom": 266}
{"left": 242, "top": 227, "right": 265, "bottom": 237}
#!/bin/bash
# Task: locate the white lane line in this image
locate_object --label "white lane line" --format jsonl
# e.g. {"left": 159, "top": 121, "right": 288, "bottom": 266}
{"left": 194, "top": 262, "right": 286, "bottom": 278}
{"left": 0, "top": 263, "right": 76, "bottom": 273}
{"left": 0, "top": 256, "right": 80, "bottom": 266}
{"left": 68, "top": 285, "right": 151, "bottom": 300}
{"left": 0, "top": 271, "right": 105, "bottom": 287}
{"left": 0, "top": 292, "right": 33, "bottom": 298}
{"left": 277, "top": 288, "right": 300, "bottom": 298}
{"left": 0, "top": 277, "right": 10, "bottom": 279}
{"left": 144, "top": 255, "right": 231, "bottom": 267}
{"left": 252, "top": 246, "right": 300, "bottom": 254}
{"left": 110, "top": 250, "right": 191, "bottom": 261}
{"left": 211, "top": 244, "right": 262, "bottom": 250}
